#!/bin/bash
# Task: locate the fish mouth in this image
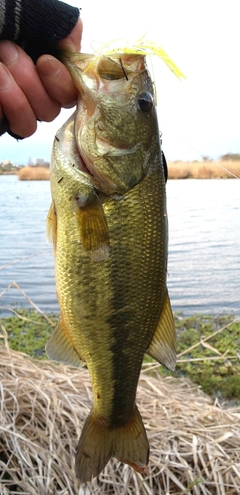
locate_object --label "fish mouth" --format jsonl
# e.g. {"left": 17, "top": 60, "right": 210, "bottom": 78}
{"left": 78, "top": 151, "right": 118, "bottom": 194}
{"left": 78, "top": 152, "right": 94, "bottom": 177}
{"left": 77, "top": 136, "right": 135, "bottom": 195}
{"left": 95, "top": 136, "right": 135, "bottom": 157}
{"left": 73, "top": 130, "right": 96, "bottom": 179}
{"left": 76, "top": 143, "right": 117, "bottom": 194}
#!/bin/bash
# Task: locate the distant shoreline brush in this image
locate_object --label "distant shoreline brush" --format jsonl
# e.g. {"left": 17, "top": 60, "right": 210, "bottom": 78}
{"left": 168, "top": 160, "right": 240, "bottom": 179}
{"left": 18, "top": 166, "right": 50, "bottom": 181}
{"left": 14, "top": 161, "right": 240, "bottom": 180}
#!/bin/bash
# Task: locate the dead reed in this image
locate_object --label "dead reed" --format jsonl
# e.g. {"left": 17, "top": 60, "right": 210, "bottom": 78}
{"left": 18, "top": 166, "right": 50, "bottom": 181}
{"left": 1, "top": 324, "right": 240, "bottom": 494}
{"left": 16, "top": 161, "right": 240, "bottom": 182}
{"left": 1, "top": 284, "right": 240, "bottom": 493}
{"left": 168, "top": 160, "right": 240, "bottom": 179}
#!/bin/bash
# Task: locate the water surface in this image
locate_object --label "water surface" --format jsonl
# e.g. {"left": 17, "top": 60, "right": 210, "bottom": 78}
{"left": 0, "top": 175, "right": 239, "bottom": 316}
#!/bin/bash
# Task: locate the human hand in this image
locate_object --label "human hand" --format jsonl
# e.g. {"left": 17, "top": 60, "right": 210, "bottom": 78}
{"left": 0, "top": 19, "right": 83, "bottom": 138}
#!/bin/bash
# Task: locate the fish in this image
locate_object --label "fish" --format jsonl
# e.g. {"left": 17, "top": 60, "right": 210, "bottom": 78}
{"left": 46, "top": 49, "right": 176, "bottom": 483}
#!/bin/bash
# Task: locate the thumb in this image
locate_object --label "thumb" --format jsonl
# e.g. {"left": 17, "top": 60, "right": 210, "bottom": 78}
{"left": 58, "top": 19, "right": 83, "bottom": 52}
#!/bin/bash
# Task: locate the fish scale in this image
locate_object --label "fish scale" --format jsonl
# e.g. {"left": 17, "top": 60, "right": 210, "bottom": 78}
{"left": 46, "top": 51, "right": 176, "bottom": 482}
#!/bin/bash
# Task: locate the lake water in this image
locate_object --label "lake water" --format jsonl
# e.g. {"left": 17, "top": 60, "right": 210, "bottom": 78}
{"left": 0, "top": 175, "right": 239, "bottom": 317}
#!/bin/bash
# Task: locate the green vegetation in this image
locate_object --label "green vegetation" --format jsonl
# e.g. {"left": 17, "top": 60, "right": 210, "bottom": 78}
{"left": 160, "top": 314, "right": 240, "bottom": 403}
{"left": 1, "top": 309, "right": 57, "bottom": 359}
{"left": 0, "top": 160, "right": 19, "bottom": 174}
{"left": 1, "top": 310, "right": 240, "bottom": 402}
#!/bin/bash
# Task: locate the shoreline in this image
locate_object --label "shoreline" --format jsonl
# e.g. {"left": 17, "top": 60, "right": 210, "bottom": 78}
{"left": 2, "top": 308, "right": 240, "bottom": 404}
{"left": 168, "top": 160, "right": 240, "bottom": 179}
{"left": 1, "top": 160, "right": 239, "bottom": 180}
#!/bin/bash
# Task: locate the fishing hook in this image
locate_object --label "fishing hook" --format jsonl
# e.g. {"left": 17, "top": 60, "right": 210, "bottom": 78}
{"left": 119, "top": 58, "right": 128, "bottom": 81}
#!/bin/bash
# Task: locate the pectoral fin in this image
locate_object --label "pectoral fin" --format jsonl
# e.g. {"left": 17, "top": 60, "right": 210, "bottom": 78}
{"left": 46, "top": 318, "right": 83, "bottom": 367}
{"left": 46, "top": 201, "right": 57, "bottom": 253}
{"left": 146, "top": 290, "right": 176, "bottom": 371}
{"left": 76, "top": 192, "right": 110, "bottom": 262}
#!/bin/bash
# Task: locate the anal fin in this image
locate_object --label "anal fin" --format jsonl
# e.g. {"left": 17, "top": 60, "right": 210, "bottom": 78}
{"left": 146, "top": 290, "right": 176, "bottom": 371}
{"left": 46, "top": 318, "right": 83, "bottom": 367}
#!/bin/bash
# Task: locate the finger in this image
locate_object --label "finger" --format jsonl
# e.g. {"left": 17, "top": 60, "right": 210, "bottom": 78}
{"left": 58, "top": 18, "right": 83, "bottom": 52}
{"left": 36, "top": 55, "right": 77, "bottom": 108}
{"left": 0, "top": 62, "right": 37, "bottom": 137}
{"left": 0, "top": 102, "right": 9, "bottom": 136}
{"left": 0, "top": 41, "right": 61, "bottom": 122}
{"left": 0, "top": 101, "right": 4, "bottom": 123}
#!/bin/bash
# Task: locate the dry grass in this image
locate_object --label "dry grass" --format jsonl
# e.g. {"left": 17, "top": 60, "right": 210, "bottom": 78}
{"left": 1, "top": 325, "right": 240, "bottom": 495}
{"left": 18, "top": 166, "right": 50, "bottom": 181}
{"left": 16, "top": 161, "right": 240, "bottom": 181}
{"left": 1, "top": 286, "right": 240, "bottom": 493}
{"left": 168, "top": 160, "right": 240, "bottom": 179}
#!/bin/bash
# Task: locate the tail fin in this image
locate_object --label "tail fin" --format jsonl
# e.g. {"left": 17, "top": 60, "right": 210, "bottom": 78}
{"left": 75, "top": 405, "right": 149, "bottom": 482}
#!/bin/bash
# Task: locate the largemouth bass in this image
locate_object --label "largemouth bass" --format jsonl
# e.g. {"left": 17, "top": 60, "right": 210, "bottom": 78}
{"left": 46, "top": 51, "right": 176, "bottom": 482}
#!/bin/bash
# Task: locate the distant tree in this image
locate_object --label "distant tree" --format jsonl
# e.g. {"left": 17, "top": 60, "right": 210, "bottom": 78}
{"left": 219, "top": 153, "right": 240, "bottom": 161}
{"left": 202, "top": 155, "right": 212, "bottom": 161}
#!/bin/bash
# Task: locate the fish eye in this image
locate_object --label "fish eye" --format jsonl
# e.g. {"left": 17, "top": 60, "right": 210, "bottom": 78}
{"left": 137, "top": 92, "right": 153, "bottom": 112}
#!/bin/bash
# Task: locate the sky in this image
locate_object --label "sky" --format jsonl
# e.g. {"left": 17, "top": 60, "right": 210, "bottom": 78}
{"left": 1, "top": 0, "right": 240, "bottom": 164}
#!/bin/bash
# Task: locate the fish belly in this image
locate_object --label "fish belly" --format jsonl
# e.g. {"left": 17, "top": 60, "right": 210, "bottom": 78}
{"left": 55, "top": 160, "right": 167, "bottom": 422}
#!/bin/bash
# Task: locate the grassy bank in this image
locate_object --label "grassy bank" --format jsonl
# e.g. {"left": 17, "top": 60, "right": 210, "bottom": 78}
{"left": 1, "top": 310, "right": 240, "bottom": 493}
{"left": 1, "top": 338, "right": 239, "bottom": 493}
{"left": 2, "top": 309, "right": 240, "bottom": 403}
{"left": 165, "top": 313, "right": 240, "bottom": 403}
{"left": 18, "top": 166, "right": 50, "bottom": 180}
{"left": 168, "top": 160, "right": 240, "bottom": 179}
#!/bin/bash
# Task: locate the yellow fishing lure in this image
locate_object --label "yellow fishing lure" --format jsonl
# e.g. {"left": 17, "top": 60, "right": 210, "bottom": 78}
{"left": 93, "top": 37, "right": 186, "bottom": 80}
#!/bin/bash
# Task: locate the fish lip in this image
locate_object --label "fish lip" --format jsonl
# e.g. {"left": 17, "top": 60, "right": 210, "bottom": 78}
{"left": 94, "top": 135, "right": 135, "bottom": 157}
{"left": 76, "top": 146, "right": 109, "bottom": 191}
{"left": 78, "top": 151, "right": 93, "bottom": 176}
{"left": 77, "top": 136, "right": 135, "bottom": 195}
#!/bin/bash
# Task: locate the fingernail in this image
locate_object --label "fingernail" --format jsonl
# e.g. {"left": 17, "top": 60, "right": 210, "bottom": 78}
{"left": 0, "top": 63, "right": 12, "bottom": 90}
{"left": 63, "top": 100, "right": 77, "bottom": 109}
{"left": 37, "top": 57, "right": 61, "bottom": 78}
{"left": 62, "top": 41, "right": 75, "bottom": 52}
{"left": 0, "top": 41, "right": 19, "bottom": 64}
{"left": 58, "top": 39, "right": 76, "bottom": 52}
